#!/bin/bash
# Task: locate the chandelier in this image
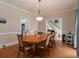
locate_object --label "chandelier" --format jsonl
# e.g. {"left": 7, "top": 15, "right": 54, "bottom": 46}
{"left": 36, "top": 0, "right": 43, "bottom": 21}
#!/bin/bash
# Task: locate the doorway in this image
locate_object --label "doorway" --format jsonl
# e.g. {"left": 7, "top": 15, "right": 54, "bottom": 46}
{"left": 46, "top": 18, "right": 63, "bottom": 37}
{"left": 20, "top": 17, "right": 30, "bottom": 35}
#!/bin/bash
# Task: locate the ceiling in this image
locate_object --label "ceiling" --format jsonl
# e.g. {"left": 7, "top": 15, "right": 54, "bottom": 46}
{"left": 0, "top": 0, "right": 77, "bottom": 17}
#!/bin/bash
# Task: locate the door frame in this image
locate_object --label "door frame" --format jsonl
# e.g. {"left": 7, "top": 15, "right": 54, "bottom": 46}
{"left": 46, "top": 18, "right": 63, "bottom": 36}
{"left": 20, "top": 16, "right": 30, "bottom": 33}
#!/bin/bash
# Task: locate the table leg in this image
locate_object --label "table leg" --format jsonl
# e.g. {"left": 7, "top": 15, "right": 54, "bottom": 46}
{"left": 33, "top": 43, "right": 35, "bottom": 52}
{"left": 32, "top": 43, "right": 41, "bottom": 57}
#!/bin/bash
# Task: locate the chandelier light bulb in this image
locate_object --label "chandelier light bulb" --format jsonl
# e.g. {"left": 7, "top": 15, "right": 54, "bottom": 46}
{"left": 36, "top": 16, "right": 43, "bottom": 21}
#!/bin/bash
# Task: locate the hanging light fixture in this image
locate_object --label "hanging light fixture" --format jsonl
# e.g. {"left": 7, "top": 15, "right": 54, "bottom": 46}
{"left": 36, "top": 0, "right": 43, "bottom": 21}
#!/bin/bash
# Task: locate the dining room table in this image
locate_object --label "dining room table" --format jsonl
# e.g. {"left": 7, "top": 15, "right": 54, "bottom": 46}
{"left": 23, "top": 34, "right": 47, "bottom": 52}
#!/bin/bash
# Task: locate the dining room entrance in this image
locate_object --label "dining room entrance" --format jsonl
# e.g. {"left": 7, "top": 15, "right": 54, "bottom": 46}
{"left": 46, "top": 18, "right": 63, "bottom": 38}
{"left": 20, "top": 16, "right": 30, "bottom": 35}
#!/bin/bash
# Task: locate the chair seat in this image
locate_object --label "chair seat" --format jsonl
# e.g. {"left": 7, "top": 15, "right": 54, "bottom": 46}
{"left": 35, "top": 45, "right": 49, "bottom": 54}
{"left": 20, "top": 47, "right": 32, "bottom": 51}
{"left": 25, "top": 47, "right": 32, "bottom": 50}
{"left": 23, "top": 41, "right": 33, "bottom": 46}
{"left": 36, "top": 46, "right": 45, "bottom": 49}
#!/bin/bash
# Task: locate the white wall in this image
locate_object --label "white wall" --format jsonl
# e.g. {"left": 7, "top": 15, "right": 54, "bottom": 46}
{"left": 0, "top": 1, "right": 38, "bottom": 48}
{"left": 39, "top": 10, "right": 76, "bottom": 34}
{"left": 38, "top": 10, "right": 76, "bottom": 48}
{"left": 0, "top": 0, "right": 76, "bottom": 48}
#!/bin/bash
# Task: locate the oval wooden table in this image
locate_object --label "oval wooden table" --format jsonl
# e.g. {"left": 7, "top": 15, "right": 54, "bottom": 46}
{"left": 23, "top": 34, "right": 47, "bottom": 52}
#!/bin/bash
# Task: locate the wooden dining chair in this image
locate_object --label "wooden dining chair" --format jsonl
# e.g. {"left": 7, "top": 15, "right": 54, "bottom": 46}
{"left": 37, "top": 31, "right": 44, "bottom": 35}
{"left": 49, "top": 32, "right": 56, "bottom": 47}
{"left": 35, "top": 34, "right": 51, "bottom": 53}
{"left": 17, "top": 34, "right": 32, "bottom": 58}
{"left": 33, "top": 34, "right": 52, "bottom": 57}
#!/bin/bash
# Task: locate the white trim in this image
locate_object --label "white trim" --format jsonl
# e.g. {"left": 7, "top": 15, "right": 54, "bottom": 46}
{"left": 53, "top": 8, "right": 76, "bottom": 15}
{"left": 0, "top": 40, "right": 18, "bottom": 48}
{"left": 45, "top": 8, "right": 77, "bottom": 19}
{"left": 0, "top": 0, "right": 35, "bottom": 16}
{"left": 46, "top": 20, "right": 48, "bottom": 33}
{"left": 0, "top": 0, "right": 76, "bottom": 18}
{"left": 74, "top": 12, "right": 77, "bottom": 48}
{"left": 63, "top": 31, "right": 75, "bottom": 34}
{"left": 46, "top": 18, "right": 63, "bottom": 35}
{"left": 0, "top": 32, "right": 21, "bottom": 35}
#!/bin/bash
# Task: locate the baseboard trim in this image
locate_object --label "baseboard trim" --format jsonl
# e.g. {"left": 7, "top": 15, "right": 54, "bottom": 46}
{"left": 0, "top": 40, "right": 18, "bottom": 48}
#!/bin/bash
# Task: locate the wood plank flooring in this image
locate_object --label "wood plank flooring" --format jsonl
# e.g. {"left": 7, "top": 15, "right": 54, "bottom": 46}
{"left": 0, "top": 36, "right": 77, "bottom": 58}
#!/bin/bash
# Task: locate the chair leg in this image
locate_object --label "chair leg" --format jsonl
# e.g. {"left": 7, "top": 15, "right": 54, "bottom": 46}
{"left": 23, "top": 51, "right": 26, "bottom": 58}
{"left": 54, "top": 41, "right": 56, "bottom": 48}
{"left": 50, "top": 40, "right": 56, "bottom": 48}
{"left": 17, "top": 50, "right": 20, "bottom": 58}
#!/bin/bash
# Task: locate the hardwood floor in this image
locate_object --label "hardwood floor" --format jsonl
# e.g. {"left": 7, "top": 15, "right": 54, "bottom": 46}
{"left": 0, "top": 36, "right": 77, "bottom": 58}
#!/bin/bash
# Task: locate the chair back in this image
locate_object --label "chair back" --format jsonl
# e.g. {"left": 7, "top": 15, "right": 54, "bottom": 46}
{"left": 45, "top": 34, "right": 51, "bottom": 47}
{"left": 37, "top": 31, "right": 43, "bottom": 35}
{"left": 17, "top": 34, "right": 23, "bottom": 47}
{"left": 50, "top": 32, "right": 56, "bottom": 40}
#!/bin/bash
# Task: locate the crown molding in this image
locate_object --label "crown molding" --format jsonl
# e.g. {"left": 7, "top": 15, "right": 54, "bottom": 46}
{"left": 0, "top": 0, "right": 36, "bottom": 16}
{"left": 0, "top": 0, "right": 77, "bottom": 19}
{"left": 57, "top": 8, "right": 76, "bottom": 14}
{"left": 52, "top": 8, "right": 76, "bottom": 15}
{"left": 45, "top": 8, "right": 77, "bottom": 19}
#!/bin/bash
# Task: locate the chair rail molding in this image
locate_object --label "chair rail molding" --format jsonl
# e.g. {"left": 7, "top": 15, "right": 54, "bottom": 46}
{"left": 0, "top": 32, "right": 21, "bottom": 35}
